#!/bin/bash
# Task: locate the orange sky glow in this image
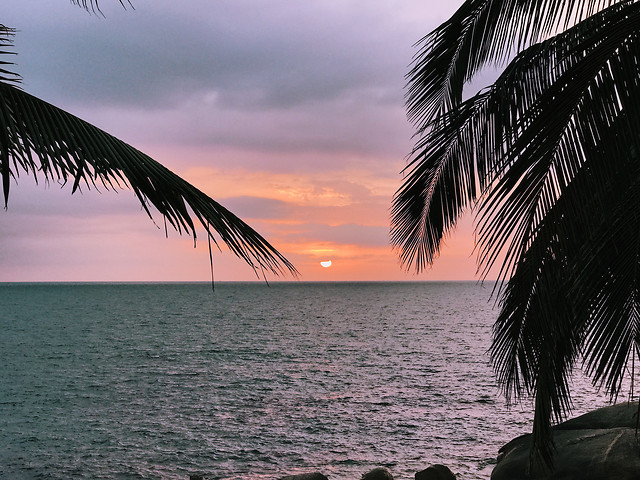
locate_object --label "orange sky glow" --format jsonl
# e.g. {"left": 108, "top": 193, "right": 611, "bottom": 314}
{"left": 1, "top": 0, "right": 490, "bottom": 283}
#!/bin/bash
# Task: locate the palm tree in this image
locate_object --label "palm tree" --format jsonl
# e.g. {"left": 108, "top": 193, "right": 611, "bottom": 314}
{"left": 0, "top": 1, "right": 297, "bottom": 281}
{"left": 391, "top": 0, "right": 640, "bottom": 468}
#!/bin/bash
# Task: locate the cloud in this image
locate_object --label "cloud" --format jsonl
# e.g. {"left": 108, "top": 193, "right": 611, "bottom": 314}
{"left": 290, "top": 223, "right": 390, "bottom": 247}
{"left": 5, "top": 1, "right": 441, "bottom": 170}
{"left": 8, "top": 1, "right": 427, "bottom": 110}
{"left": 1, "top": 0, "right": 484, "bottom": 282}
{"left": 69, "top": 91, "right": 413, "bottom": 160}
{"left": 4, "top": 178, "right": 148, "bottom": 218}
{"left": 220, "top": 196, "right": 290, "bottom": 220}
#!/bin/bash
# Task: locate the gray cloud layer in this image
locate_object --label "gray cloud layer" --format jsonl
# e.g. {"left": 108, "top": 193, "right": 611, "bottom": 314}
{"left": 5, "top": 1, "right": 462, "bottom": 158}
{"left": 9, "top": 2, "right": 427, "bottom": 108}
{"left": 1, "top": 1, "right": 472, "bottom": 280}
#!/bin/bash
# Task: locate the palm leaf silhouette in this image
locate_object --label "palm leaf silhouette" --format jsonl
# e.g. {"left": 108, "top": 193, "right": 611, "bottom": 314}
{"left": 393, "top": 0, "right": 640, "bottom": 467}
{"left": 0, "top": 20, "right": 297, "bottom": 279}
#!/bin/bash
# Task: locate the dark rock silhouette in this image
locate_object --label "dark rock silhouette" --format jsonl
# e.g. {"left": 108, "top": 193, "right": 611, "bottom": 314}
{"left": 279, "top": 473, "right": 329, "bottom": 480}
{"left": 492, "top": 402, "right": 640, "bottom": 480}
{"left": 415, "top": 464, "right": 456, "bottom": 479}
{"left": 361, "top": 467, "right": 394, "bottom": 480}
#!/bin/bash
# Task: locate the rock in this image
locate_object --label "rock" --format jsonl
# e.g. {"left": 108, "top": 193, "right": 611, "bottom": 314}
{"left": 492, "top": 402, "right": 640, "bottom": 480}
{"left": 279, "top": 473, "right": 329, "bottom": 480}
{"left": 361, "top": 467, "right": 394, "bottom": 479}
{"left": 415, "top": 464, "right": 456, "bottom": 479}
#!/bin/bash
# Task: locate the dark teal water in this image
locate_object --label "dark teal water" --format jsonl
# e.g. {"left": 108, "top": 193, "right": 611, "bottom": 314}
{"left": 0, "top": 282, "right": 624, "bottom": 479}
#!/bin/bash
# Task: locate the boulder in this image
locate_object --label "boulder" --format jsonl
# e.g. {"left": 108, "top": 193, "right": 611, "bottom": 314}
{"left": 492, "top": 402, "right": 640, "bottom": 480}
{"left": 279, "top": 473, "right": 329, "bottom": 480}
{"left": 361, "top": 467, "right": 394, "bottom": 479}
{"left": 415, "top": 464, "right": 456, "bottom": 479}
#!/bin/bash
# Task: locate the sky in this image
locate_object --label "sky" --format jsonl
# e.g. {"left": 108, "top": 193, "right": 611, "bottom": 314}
{"left": 1, "top": 0, "right": 486, "bottom": 282}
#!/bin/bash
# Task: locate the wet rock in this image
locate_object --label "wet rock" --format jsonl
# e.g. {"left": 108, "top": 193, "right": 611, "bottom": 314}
{"left": 492, "top": 402, "right": 640, "bottom": 480}
{"left": 279, "top": 473, "right": 329, "bottom": 480}
{"left": 415, "top": 464, "right": 456, "bottom": 479}
{"left": 361, "top": 467, "right": 394, "bottom": 480}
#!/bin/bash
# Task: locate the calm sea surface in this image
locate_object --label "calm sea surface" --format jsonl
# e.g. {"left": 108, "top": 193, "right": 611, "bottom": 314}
{"left": 0, "top": 282, "right": 627, "bottom": 479}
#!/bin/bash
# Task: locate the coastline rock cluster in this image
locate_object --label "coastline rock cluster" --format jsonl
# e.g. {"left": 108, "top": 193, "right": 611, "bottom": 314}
{"left": 492, "top": 402, "right": 640, "bottom": 479}
{"left": 190, "top": 464, "right": 456, "bottom": 480}
{"left": 279, "top": 473, "right": 330, "bottom": 480}
{"left": 276, "top": 464, "right": 455, "bottom": 480}
{"left": 415, "top": 465, "right": 457, "bottom": 480}
{"left": 361, "top": 467, "right": 393, "bottom": 479}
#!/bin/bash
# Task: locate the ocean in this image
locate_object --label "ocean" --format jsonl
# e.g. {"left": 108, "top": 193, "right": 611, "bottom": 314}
{"left": 0, "top": 281, "right": 626, "bottom": 479}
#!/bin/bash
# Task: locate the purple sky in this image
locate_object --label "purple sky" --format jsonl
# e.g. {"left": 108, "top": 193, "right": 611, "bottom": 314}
{"left": 1, "top": 0, "right": 492, "bottom": 282}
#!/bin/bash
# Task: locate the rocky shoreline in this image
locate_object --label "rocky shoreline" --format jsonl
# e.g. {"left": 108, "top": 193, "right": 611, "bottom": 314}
{"left": 277, "top": 465, "right": 456, "bottom": 480}
{"left": 492, "top": 401, "right": 640, "bottom": 479}
{"left": 190, "top": 464, "right": 455, "bottom": 480}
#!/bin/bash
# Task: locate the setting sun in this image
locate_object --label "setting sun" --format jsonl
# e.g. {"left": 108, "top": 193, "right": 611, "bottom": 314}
{"left": 320, "top": 260, "right": 332, "bottom": 268}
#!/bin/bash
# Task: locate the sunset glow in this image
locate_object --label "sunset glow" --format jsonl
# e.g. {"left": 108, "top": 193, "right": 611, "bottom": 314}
{"left": 1, "top": 0, "right": 480, "bottom": 283}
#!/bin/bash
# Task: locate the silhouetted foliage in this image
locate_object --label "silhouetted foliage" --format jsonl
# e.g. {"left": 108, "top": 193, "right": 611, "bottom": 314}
{"left": 392, "top": 0, "right": 640, "bottom": 468}
{"left": 0, "top": 5, "right": 297, "bottom": 280}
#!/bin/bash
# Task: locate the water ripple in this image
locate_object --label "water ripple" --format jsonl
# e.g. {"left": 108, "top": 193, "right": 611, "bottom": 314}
{"left": 0, "top": 282, "right": 628, "bottom": 479}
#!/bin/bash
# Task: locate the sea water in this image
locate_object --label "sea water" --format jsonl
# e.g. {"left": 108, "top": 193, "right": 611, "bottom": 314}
{"left": 0, "top": 282, "right": 629, "bottom": 479}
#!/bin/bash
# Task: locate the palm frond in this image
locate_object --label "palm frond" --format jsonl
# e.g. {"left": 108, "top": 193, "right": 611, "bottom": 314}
{"left": 477, "top": 1, "right": 640, "bottom": 281}
{"left": 0, "top": 25, "right": 21, "bottom": 86}
{"left": 490, "top": 34, "right": 640, "bottom": 463}
{"left": 406, "top": 0, "right": 625, "bottom": 125}
{"left": 393, "top": 2, "right": 640, "bottom": 278}
{"left": 399, "top": 0, "right": 640, "bottom": 468}
{"left": 70, "top": 0, "right": 133, "bottom": 15}
{"left": 569, "top": 155, "right": 640, "bottom": 397}
{"left": 494, "top": 137, "right": 640, "bottom": 466}
{"left": 391, "top": 98, "right": 484, "bottom": 270}
{"left": 491, "top": 214, "right": 583, "bottom": 466}
{"left": 0, "top": 82, "right": 298, "bottom": 277}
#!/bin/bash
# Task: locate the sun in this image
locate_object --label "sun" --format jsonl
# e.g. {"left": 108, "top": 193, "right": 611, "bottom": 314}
{"left": 320, "top": 260, "right": 332, "bottom": 268}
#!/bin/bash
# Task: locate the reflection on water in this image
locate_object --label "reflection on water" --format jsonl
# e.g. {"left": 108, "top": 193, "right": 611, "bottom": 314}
{"left": 0, "top": 282, "right": 631, "bottom": 479}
